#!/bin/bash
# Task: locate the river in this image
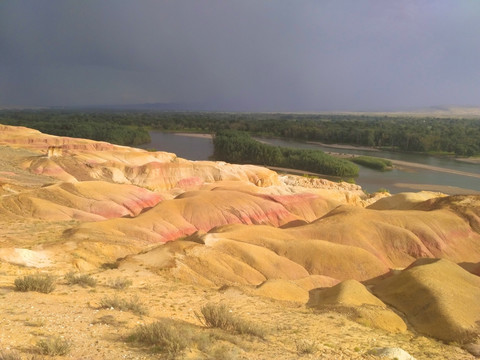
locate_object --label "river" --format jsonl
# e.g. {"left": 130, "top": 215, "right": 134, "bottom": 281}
{"left": 139, "top": 131, "right": 480, "bottom": 195}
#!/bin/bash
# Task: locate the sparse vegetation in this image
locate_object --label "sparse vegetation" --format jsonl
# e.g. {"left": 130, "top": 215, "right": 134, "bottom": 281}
{"left": 35, "top": 336, "right": 71, "bottom": 356}
{"left": 24, "top": 319, "right": 46, "bottom": 327}
{"left": 14, "top": 274, "right": 56, "bottom": 294}
{"left": 101, "top": 262, "right": 119, "bottom": 270}
{"left": 127, "top": 319, "right": 190, "bottom": 358}
{"left": 0, "top": 350, "right": 22, "bottom": 360}
{"left": 197, "top": 303, "right": 267, "bottom": 338}
{"left": 0, "top": 350, "right": 44, "bottom": 360}
{"left": 99, "top": 295, "right": 148, "bottom": 315}
{"left": 296, "top": 339, "right": 318, "bottom": 355}
{"left": 127, "top": 318, "right": 242, "bottom": 359}
{"left": 109, "top": 277, "right": 132, "bottom": 290}
{"left": 64, "top": 272, "right": 97, "bottom": 287}
{"left": 91, "top": 315, "right": 126, "bottom": 327}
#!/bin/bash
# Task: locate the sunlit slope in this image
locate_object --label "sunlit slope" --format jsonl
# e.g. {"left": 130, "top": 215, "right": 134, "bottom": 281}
{"left": 0, "top": 181, "right": 162, "bottom": 221}
{"left": 373, "top": 258, "right": 480, "bottom": 343}
{"left": 67, "top": 188, "right": 341, "bottom": 244}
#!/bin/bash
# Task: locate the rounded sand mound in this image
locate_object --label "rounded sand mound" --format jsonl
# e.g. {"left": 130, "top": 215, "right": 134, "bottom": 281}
{"left": 367, "top": 191, "right": 446, "bottom": 210}
{"left": 373, "top": 258, "right": 480, "bottom": 343}
{"left": 307, "top": 280, "right": 407, "bottom": 333}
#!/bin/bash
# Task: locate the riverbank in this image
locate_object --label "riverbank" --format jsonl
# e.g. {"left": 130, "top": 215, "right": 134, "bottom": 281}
{"left": 456, "top": 157, "right": 480, "bottom": 164}
{"left": 173, "top": 132, "right": 213, "bottom": 139}
{"left": 142, "top": 131, "right": 480, "bottom": 194}
{"left": 307, "top": 141, "right": 380, "bottom": 152}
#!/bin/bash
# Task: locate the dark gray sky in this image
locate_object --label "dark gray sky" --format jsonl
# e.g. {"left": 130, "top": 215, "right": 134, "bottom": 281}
{"left": 1, "top": 1, "right": 480, "bottom": 111}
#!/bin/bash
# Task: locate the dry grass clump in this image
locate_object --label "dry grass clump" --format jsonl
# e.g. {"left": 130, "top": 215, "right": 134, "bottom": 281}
{"left": 197, "top": 303, "right": 267, "bottom": 339}
{"left": 35, "top": 336, "right": 71, "bottom": 356}
{"left": 0, "top": 350, "right": 22, "bottom": 360}
{"left": 99, "top": 295, "right": 148, "bottom": 316}
{"left": 14, "top": 274, "right": 56, "bottom": 294}
{"left": 127, "top": 318, "right": 242, "bottom": 359}
{"left": 24, "top": 318, "right": 46, "bottom": 327}
{"left": 295, "top": 339, "right": 318, "bottom": 355}
{"left": 127, "top": 319, "right": 190, "bottom": 358}
{"left": 108, "top": 277, "right": 132, "bottom": 290}
{"left": 0, "top": 350, "right": 44, "bottom": 360}
{"left": 100, "top": 262, "right": 119, "bottom": 270}
{"left": 64, "top": 272, "right": 97, "bottom": 288}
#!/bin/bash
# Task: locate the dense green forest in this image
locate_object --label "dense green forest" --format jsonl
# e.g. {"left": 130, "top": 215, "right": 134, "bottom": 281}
{"left": 0, "top": 111, "right": 150, "bottom": 146}
{"left": 213, "top": 130, "right": 359, "bottom": 177}
{"left": 1, "top": 110, "right": 479, "bottom": 156}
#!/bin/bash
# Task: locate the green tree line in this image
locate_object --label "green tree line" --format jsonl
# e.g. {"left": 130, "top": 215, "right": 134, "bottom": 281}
{"left": 1, "top": 110, "right": 479, "bottom": 156}
{"left": 213, "top": 130, "right": 359, "bottom": 178}
{"left": 0, "top": 111, "right": 150, "bottom": 146}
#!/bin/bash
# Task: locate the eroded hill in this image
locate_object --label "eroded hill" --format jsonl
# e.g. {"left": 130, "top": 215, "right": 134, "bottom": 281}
{"left": 0, "top": 124, "right": 478, "bottom": 359}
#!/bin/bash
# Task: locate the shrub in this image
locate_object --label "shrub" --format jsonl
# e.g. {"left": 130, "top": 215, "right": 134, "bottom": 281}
{"left": 64, "top": 272, "right": 97, "bottom": 287}
{"left": 127, "top": 320, "right": 189, "bottom": 358}
{"left": 0, "top": 350, "right": 45, "bottom": 360}
{"left": 35, "top": 336, "right": 71, "bottom": 356}
{"left": 109, "top": 277, "right": 132, "bottom": 290}
{"left": 295, "top": 339, "right": 318, "bottom": 355}
{"left": 100, "top": 262, "right": 119, "bottom": 270}
{"left": 99, "top": 295, "right": 148, "bottom": 316}
{"left": 25, "top": 319, "right": 46, "bottom": 327}
{"left": 14, "top": 274, "right": 56, "bottom": 294}
{"left": 197, "top": 303, "right": 266, "bottom": 338}
{"left": 0, "top": 350, "right": 22, "bottom": 360}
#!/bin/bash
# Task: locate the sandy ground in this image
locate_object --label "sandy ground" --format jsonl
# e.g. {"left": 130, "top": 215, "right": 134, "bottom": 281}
{"left": 307, "top": 141, "right": 380, "bottom": 152}
{"left": 173, "top": 133, "right": 213, "bottom": 139}
{"left": 0, "top": 264, "right": 476, "bottom": 360}
{"left": 393, "top": 183, "right": 480, "bottom": 195}
{"left": 457, "top": 157, "right": 480, "bottom": 164}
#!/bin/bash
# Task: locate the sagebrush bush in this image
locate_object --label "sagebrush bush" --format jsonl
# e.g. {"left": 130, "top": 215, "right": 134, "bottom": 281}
{"left": 14, "top": 274, "right": 56, "bottom": 294}
{"left": 99, "top": 295, "right": 148, "bottom": 315}
{"left": 64, "top": 272, "right": 97, "bottom": 287}
{"left": 127, "top": 320, "right": 190, "bottom": 358}
{"left": 197, "top": 303, "right": 266, "bottom": 338}
{"left": 109, "top": 277, "right": 132, "bottom": 290}
{"left": 0, "top": 349, "right": 22, "bottom": 360}
{"left": 0, "top": 350, "right": 44, "bottom": 360}
{"left": 295, "top": 339, "right": 318, "bottom": 355}
{"left": 35, "top": 336, "right": 71, "bottom": 356}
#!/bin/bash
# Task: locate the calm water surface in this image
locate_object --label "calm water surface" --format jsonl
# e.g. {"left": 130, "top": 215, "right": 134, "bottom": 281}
{"left": 139, "top": 132, "right": 480, "bottom": 194}
{"left": 138, "top": 131, "right": 214, "bottom": 161}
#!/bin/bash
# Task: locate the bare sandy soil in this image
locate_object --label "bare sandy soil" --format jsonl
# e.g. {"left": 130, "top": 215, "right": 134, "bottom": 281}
{"left": 173, "top": 133, "right": 214, "bottom": 139}
{"left": 0, "top": 265, "right": 476, "bottom": 360}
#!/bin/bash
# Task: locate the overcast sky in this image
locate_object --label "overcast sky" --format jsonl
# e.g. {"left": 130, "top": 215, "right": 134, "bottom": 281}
{"left": 1, "top": 1, "right": 480, "bottom": 111}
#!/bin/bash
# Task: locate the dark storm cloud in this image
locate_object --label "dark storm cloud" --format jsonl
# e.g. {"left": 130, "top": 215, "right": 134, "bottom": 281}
{"left": 1, "top": 0, "right": 480, "bottom": 110}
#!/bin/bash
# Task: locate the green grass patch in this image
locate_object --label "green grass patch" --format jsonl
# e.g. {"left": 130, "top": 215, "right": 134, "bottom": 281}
{"left": 350, "top": 156, "right": 393, "bottom": 171}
